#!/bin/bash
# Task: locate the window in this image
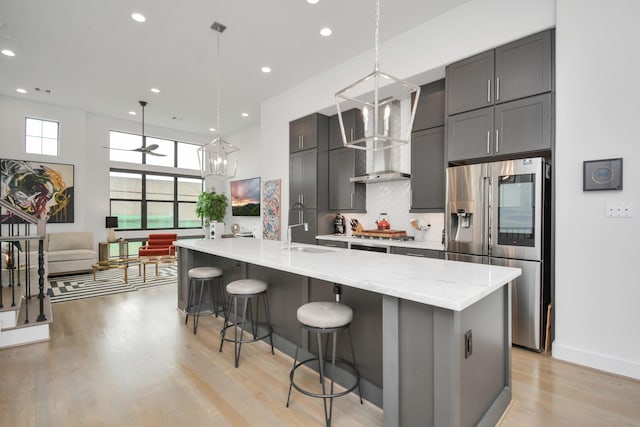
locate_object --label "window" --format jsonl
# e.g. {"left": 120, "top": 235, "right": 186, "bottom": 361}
{"left": 108, "top": 131, "right": 201, "bottom": 170}
{"left": 25, "top": 117, "right": 59, "bottom": 155}
{"left": 109, "top": 169, "right": 203, "bottom": 230}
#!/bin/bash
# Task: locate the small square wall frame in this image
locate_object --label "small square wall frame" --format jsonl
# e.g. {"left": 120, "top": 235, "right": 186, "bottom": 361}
{"left": 583, "top": 158, "right": 623, "bottom": 191}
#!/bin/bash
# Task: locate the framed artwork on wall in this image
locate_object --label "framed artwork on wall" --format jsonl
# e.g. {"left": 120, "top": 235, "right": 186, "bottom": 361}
{"left": 1, "top": 158, "right": 75, "bottom": 223}
{"left": 262, "top": 179, "right": 281, "bottom": 240}
{"left": 583, "top": 158, "right": 623, "bottom": 191}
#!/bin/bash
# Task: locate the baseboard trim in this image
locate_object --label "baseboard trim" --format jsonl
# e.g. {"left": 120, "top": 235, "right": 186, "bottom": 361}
{"left": 553, "top": 341, "right": 640, "bottom": 380}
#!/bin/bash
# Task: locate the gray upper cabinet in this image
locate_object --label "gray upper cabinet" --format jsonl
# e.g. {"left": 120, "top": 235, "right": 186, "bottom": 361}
{"left": 328, "top": 147, "right": 366, "bottom": 212}
{"left": 290, "top": 149, "right": 317, "bottom": 209}
{"left": 446, "top": 50, "right": 495, "bottom": 116}
{"left": 412, "top": 79, "right": 445, "bottom": 132}
{"left": 447, "top": 107, "right": 494, "bottom": 162}
{"left": 494, "top": 93, "right": 551, "bottom": 155}
{"left": 329, "top": 109, "right": 365, "bottom": 150}
{"left": 411, "top": 126, "right": 445, "bottom": 211}
{"left": 495, "top": 30, "right": 553, "bottom": 105}
{"left": 290, "top": 113, "right": 327, "bottom": 153}
{"left": 446, "top": 29, "right": 553, "bottom": 116}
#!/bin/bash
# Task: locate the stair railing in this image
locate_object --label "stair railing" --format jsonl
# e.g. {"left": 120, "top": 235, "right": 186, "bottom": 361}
{"left": 0, "top": 199, "right": 47, "bottom": 322}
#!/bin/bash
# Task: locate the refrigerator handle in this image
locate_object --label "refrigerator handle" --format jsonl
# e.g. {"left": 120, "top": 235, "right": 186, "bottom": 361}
{"left": 485, "top": 176, "right": 492, "bottom": 256}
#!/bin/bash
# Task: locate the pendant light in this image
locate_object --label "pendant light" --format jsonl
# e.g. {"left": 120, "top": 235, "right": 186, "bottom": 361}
{"left": 198, "top": 21, "right": 239, "bottom": 178}
{"left": 335, "top": 0, "right": 420, "bottom": 151}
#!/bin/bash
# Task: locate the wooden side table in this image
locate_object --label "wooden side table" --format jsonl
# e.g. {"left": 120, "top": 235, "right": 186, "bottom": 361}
{"left": 98, "top": 240, "right": 129, "bottom": 261}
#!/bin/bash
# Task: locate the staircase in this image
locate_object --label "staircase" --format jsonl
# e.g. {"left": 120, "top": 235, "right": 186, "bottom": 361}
{"left": 0, "top": 199, "right": 51, "bottom": 348}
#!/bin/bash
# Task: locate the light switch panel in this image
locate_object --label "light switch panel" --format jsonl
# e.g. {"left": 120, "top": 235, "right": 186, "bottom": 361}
{"left": 605, "top": 201, "right": 633, "bottom": 218}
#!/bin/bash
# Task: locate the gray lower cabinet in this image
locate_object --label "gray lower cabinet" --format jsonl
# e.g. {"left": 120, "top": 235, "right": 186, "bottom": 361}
{"left": 447, "top": 93, "right": 551, "bottom": 162}
{"left": 411, "top": 126, "right": 445, "bottom": 212}
{"left": 316, "top": 239, "right": 349, "bottom": 249}
{"left": 289, "top": 208, "right": 317, "bottom": 244}
{"left": 328, "top": 147, "right": 366, "bottom": 212}
{"left": 446, "top": 29, "right": 553, "bottom": 116}
{"left": 390, "top": 246, "right": 445, "bottom": 259}
{"left": 289, "top": 149, "right": 317, "bottom": 209}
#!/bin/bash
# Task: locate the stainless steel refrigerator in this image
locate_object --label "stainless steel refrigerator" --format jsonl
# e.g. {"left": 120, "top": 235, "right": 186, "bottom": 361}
{"left": 445, "top": 157, "right": 551, "bottom": 351}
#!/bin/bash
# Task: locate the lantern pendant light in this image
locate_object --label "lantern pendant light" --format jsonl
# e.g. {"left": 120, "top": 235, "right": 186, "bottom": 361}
{"left": 335, "top": 0, "right": 420, "bottom": 152}
{"left": 198, "top": 21, "right": 239, "bottom": 178}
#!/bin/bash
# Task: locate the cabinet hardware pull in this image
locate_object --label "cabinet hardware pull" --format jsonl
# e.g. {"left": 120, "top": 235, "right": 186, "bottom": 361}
{"left": 350, "top": 128, "right": 354, "bottom": 142}
{"left": 301, "top": 135, "right": 304, "bottom": 148}
{"left": 495, "top": 129, "right": 499, "bottom": 153}
{"left": 496, "top": 77, "right": 500, "bottom": 101}
{"left": 350, "top": 193, "right": 354, "bottom": 208}
{"left": 486, "top": 130, "right": 491, "bottom": 153}
{"left": 323, "top": 243, "right": 338, "bottom": 247}
{"left": 300, "top": 194, "right": 304, "bottom": 205}
{"left": 405, "top": 252, "right": 425, "bottom": 257}
{"left": 487, "top": 79, "right": 491, "bottom": 103}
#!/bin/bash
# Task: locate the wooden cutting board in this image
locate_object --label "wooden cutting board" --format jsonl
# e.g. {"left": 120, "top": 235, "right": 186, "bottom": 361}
{"left": 352, "top": 229, "right": 407, "bottom": 238}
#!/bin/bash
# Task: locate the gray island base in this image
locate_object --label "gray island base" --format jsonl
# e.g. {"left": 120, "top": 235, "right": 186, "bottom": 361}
{"left": 174, "top": 239, "right": 520, "bottom": 427}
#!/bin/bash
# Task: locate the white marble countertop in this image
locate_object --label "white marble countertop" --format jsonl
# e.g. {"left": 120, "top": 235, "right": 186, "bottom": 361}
{"left": 316, "top": 234, "right": 445, "bottom": 251}
{"left": 174, "top": 239, "right": 520, "bottom": 311}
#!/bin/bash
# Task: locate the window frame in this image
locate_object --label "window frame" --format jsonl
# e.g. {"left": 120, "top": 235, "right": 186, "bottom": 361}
{"left": 25, "top": 117, "right": 59, "bottom": 156}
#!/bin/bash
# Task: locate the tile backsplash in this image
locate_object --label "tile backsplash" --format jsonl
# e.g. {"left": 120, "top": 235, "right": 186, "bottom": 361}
{"left": 341, "top": 180, "right": 444, "bottom": 243}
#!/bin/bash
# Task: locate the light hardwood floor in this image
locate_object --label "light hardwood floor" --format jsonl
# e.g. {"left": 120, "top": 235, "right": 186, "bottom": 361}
{"left": 1, "top": 285, "right": 638, "bottom": 426}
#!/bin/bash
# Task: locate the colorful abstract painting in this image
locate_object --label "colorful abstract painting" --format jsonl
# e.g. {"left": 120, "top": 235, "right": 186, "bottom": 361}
{"left": 1, "top": 159, "right": 74, "bottom": 223}
{"left": 262, "top": 179, "right": 281, "bottom": 240}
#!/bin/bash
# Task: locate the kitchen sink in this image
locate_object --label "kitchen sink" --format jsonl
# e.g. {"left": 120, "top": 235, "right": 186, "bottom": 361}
{"left": 289, "top": 246, "right": 335, "bottom": 254}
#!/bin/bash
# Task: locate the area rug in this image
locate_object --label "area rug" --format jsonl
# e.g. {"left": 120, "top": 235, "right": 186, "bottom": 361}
{"left": 47, "top": 265, "right": 177, "bottom": 303}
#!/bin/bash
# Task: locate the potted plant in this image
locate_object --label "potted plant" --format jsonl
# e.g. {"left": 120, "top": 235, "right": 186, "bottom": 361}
{"left": 195, "top": 189, "right": 228, "bottom": 238}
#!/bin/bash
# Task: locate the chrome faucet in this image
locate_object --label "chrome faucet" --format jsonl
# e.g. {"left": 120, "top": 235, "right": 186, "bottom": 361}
{"left": 286, "top": 222, "right": 308, "bottom": 249}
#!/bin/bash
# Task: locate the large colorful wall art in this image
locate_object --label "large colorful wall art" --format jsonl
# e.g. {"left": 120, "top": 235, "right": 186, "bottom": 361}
{"left": 262, "top": 179, "right": 281, "bottom": 240}
{"left": 1, "top": 159, "right": 75, "bottom": 223}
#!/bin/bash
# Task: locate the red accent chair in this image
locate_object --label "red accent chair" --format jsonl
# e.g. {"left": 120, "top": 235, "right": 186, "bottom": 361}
{"left": 138, "top": 233, "right": 177, "bottom": 257}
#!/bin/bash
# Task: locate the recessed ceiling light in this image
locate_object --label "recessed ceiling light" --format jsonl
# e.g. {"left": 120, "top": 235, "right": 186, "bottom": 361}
{"left": 129, "top": 111, "right": 137, "bottom": 115}
{"left": 241, "top": 113, "right": 249, "bottom": 117}
{"left": 320, "top": 27, "right": 332, "bottom": 37}
{"left": 16, "top": 88, "right": 27, "bottom": 94}
{"left": 131, "top": 12, "right": 146, "bottom": 23}
{"left": 307, "top": 0, "right": 320, "bottom": 4}
{"left": 209, "top": 128, "right": 216, "bottom": 132}
{"left": 150, "top": 88, "right": 160, "bottom": 93}
{"left": 261, "top": 66, "right": 272, "bottom": 73}
{"left": 2, "top": 49, "right": 15, "bottom": 57}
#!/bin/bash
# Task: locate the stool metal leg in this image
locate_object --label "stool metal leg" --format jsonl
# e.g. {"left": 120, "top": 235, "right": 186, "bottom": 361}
{"left": 185, "top": 278, "right": 194, "bottom": 325}
{"left": 193, "top": 279, "right": 206, "bottom": 334}
{"left": 286, "top": 328, "right": 302, "bottom": 407}
{"left": 219, "top": 293, "right": 233, "bottom": 352}
{"left": 347, "top": 326, "right": 363, "bottom": 404}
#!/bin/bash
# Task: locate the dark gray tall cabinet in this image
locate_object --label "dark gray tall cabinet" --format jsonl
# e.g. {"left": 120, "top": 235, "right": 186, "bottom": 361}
{"left": 289, "top": 113, "right": 331, "bottom": 244}
{"left": 411, "top": 79, "right": 445, "bottom": 212}
{"left": 328, "top": 111, "right": 366, "bottom": 212}
{"left": 446, "top": 29, "right": 554, "bottom": 163}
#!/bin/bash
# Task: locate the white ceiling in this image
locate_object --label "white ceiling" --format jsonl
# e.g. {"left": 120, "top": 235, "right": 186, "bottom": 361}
{"left": 0, "top": 0, "right": 468, "bottom": 137}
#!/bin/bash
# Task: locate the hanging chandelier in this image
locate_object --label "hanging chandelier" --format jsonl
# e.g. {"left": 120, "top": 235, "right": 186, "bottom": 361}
{"left": 335, "top": 0, "right": 420, "bottom": 151}
{"left": 198, "top": 21, "right": 239, "bottom": 178}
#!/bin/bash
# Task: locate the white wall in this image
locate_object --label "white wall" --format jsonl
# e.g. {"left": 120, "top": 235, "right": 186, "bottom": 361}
{"left": 553, "top": 0, "right": 640, "bottom": 379}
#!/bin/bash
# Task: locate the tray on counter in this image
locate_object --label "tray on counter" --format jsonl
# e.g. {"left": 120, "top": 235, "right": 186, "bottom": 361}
{"left": 352, "top": 229, "right": 407, "bottom": 238}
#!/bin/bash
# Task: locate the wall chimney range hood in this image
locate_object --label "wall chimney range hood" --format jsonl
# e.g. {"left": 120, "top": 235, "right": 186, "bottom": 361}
{"left": 350, "top": 170, "right": 410, "bottom": 183}
{"left": 349, "top": 144, "right": 410, "bottom": 183}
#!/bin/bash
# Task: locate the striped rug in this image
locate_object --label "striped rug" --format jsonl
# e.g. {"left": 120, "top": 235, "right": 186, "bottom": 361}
{"left": 47, "top": 265, "right": 177, "bottom": 303}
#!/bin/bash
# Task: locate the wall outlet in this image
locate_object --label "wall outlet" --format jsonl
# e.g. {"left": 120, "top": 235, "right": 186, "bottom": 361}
{"left": 464, "top": 330, "right": 472, "bottom": 359}
{"left": 605, "top": 201, "right": 633, "bottom": 218}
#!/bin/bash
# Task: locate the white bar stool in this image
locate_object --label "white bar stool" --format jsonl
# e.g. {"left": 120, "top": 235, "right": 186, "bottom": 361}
{"left": 218, "top": 279, "right": 274, "bottom": 368}
{"left": 286, "top": 301, "right": 363, "bottom": 427}
{"left": 184, "top": 266, "right": 224, "bottom": 334}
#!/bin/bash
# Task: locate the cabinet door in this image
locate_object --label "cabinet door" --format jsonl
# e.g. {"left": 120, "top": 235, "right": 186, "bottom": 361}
{"left": 494, "top": 93, "right": 551, "bottom": 156}
{"left": 290, "top": 114, "right": 318, "bottom": 153}
{"left": 412, "top": 79, "right": 445, "bottom": 132}
{"left": 329, "top": 148, "right": 366, "bottom": 211}
{"left": 289, "top": 150, "right": 317, "bottom": 209}
{"left": 390, "top": 246, "right": 444, "bottom": 259}
{"left": 495, "top": 30, "right": 552, "bottom": 104}
{"left": 446, "top": 106, "right": 494, "bottom": 162}
{"left": 289, "top": 208, "right": 317, "bottom": 244}
{"left": 329, "top": 109, "right": 364, "bottom": 150}
{"left": 446, "top": 50, "right": 495, "bottom": 115}
{"left": 411, "top": 126, "right": 445, "bottom": 211}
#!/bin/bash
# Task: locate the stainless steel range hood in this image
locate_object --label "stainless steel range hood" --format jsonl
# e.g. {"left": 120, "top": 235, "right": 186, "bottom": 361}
{"left": 349, "top": 142, "right": 410, "bottom": 183}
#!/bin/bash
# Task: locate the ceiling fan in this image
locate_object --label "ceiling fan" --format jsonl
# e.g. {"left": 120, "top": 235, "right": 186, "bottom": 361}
{"left": 103, "top": 100, "right": 166, "bottom": 156}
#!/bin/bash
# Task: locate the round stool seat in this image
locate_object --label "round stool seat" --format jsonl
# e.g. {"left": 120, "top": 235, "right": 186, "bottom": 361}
{"left": 226, "top": 279, "right": 267, "bottom": 295}
{"left": 297, "top": 302, "right": 353, "bottom": 329}
{"left": 188, "top": 266, "right": 223, "bottom": 279}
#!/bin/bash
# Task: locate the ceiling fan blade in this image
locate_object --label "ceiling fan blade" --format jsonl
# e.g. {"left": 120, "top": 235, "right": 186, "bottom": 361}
{"left": 145, "top": 143, "right": 160, "bottom": 151}
{"left": 145, "top": 151, "right": 167, "bottom": 157}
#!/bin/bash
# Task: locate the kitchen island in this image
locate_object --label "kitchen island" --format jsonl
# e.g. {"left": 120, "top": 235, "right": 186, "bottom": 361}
{"left": 174, "top": 238, "right": 520, "bottom": 427}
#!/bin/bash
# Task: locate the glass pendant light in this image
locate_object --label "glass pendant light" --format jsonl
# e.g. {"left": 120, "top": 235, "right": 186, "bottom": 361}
{"left": 198, "top": 21, "right": 239, "bottom": 178}
{"left": 335, "top": 0, "right": 420, "bottom": 151}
